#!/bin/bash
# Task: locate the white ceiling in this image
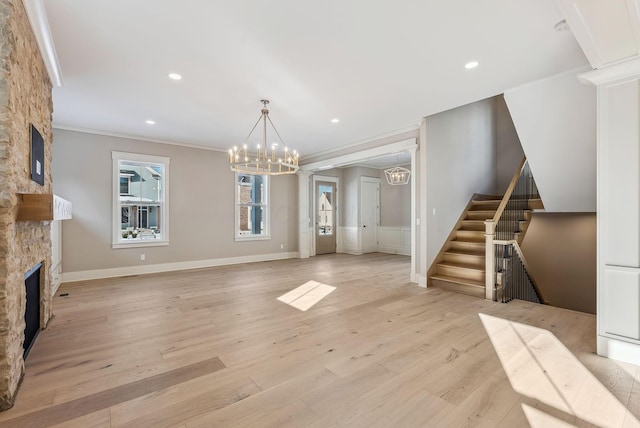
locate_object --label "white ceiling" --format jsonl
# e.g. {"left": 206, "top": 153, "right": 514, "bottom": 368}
{"left": 44, "top": 0, "right": 588, "bottom": 159}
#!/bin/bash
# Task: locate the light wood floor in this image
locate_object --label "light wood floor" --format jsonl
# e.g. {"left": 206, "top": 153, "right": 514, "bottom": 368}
{"left": 0, "top": 253, "right": 638, "bottom": 427}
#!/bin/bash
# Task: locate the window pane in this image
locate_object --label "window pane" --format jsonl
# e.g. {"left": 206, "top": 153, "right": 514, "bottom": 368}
{"left": 118, "top": 160, "right": 164, "bottom": 241}
{"left": 318, "top": 185, "right": 333, "bottom": 236}
{"left": 236, "top": 174, "right": 268, "bottom": 238}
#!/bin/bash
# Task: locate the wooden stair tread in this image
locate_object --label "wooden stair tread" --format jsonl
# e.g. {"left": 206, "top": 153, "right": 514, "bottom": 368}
{"left": 430, "top": 274, "right": 484, "bottom": 288}
{"left": 437, "top": 261, "right": 485, "bottom": 271}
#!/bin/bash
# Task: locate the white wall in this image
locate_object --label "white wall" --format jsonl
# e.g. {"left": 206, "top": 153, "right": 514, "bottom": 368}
{"left": 504, "top": 68, "right": 596, "bottom": 212}
{"left": 426, "top": 98, "right": 498, "bottom": 269}
{"left": 52, "top": 129, "right": 298, "bottom": 278}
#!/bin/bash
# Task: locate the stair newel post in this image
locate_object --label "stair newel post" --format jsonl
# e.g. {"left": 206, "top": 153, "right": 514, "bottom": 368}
{"left": 484, "top": 219, "right": 495, "bottom": 301}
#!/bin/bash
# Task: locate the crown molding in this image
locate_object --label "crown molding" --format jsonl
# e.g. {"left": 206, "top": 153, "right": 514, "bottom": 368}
{"left": 22, "top": 0, "right": 63, "bottom": 87}
{"left": 53, "top": 124, "right": 227, "bottom": 153}
{"left": 579, "top": 57, "right": 640, "bottom": 86}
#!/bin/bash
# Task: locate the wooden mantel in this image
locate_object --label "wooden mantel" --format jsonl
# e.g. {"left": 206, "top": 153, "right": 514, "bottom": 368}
{"left": 17, "top": 194, "right": 72, "bottom": 221}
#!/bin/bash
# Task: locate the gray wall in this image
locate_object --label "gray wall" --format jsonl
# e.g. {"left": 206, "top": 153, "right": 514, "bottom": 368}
{"left": 520, "top": 213, "right": 596, "bottom": 314}
{"left": 313, "top": 164, "right": 411, "bottom": 231}
{"left": 426, "top": 98, "right": 498, "bottom": 269}
{"left": 380, "top": 164, "right": 411, "bottom": 227}
{"left": 52, "top": 129, "right": 298, "bottom": 273}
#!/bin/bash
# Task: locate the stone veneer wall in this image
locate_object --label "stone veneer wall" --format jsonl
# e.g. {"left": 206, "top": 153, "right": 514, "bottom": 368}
{"left": 0, "top": 0, "right": 53, "bottom": 409}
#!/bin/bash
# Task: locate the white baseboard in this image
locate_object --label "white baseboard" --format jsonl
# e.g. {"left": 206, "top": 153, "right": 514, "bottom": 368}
{"left": 62, "top": 252, "right": 300, "bottom": 283}
{"left": 598, "top": 335, "right": 640, "bottom": 366}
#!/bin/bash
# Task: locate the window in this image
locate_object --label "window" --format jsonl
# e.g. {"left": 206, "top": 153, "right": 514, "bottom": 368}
{"left": 235, "top": 173, "right": 269, "bottom": 240}
{"left": 112, "top": 151, "right": 170, "bottom": 248}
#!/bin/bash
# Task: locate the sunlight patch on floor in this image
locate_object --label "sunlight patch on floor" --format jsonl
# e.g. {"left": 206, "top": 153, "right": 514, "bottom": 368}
{"left": 480, "top": 313, "right": 639, "bottom": 428}
{"left": 522, "top": 404, "right": 576, "bottom": 428}
{"left": 277, "top": 280, "right": 336, "bottom": 311}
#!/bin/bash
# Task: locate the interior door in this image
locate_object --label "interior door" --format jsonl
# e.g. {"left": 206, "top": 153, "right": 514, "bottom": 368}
{"left": 361, "top": 178, "right": 379, "bottom": 253}
{"left": 316, "top": 181, "right": 336, "bottom": 255}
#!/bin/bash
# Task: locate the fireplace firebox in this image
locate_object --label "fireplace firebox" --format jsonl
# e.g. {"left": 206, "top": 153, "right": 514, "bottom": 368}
{"left": 24, "top": 263, "right": 42, "bottom": 359}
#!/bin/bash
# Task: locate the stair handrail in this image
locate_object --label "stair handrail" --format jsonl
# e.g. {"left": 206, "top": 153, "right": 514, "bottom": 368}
{"left": 494, "top": 239, "right": 547, "bottom": 305}
{"left": 485, "top": 156, "right": 536, "bottom": 301}
{"left": 491, "top": 157, "right": 527, "bottom": 224}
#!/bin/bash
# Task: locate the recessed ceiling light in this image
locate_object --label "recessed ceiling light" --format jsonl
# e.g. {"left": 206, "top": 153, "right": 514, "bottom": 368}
{"left": 465, "top": 61, "right": 479, "bottom": 69}
{"left": 168, "top": 73, "right": 182, "bottom": 80}
{"left": 331, "top": 118, "right": 340, "bottom": 123}
{"left": 145, "top": 120, "right": 156, "bottom": 125}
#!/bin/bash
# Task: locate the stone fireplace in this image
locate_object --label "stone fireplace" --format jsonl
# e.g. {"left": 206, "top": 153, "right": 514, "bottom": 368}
{"left": 0, "top": 0, "right": 54, "bottom": 409}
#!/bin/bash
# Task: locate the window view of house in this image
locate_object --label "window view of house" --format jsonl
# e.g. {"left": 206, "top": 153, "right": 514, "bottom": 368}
{"left": 118, "top": 161, "right": 164, "bottom": 240}
{"left": 318, "top": 184, "right": 333, "bottom": 235}
{"left": 237, "top": 174, "right": 268, "bottom": 238}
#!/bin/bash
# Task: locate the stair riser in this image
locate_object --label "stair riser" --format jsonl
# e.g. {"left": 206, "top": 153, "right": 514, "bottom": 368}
{"left": 436, "top": 265, "right": 485, "bottom": 281}
{"left": 430, "top": 278, "right": 485, "bottom": 298}
{"left": 460, "top": 221, "right": 485, "bottom": 231}
{"left": 443, "top": 253, "right": 485, "bottom": 266}
{"left": 456, "top": 230, "right": 484, "bottom": 241}
{"left": 465, "top": 211, "right": 496, "bottom": 220}
{"left": 469, "top": 203, "right": 500, "bottom": 211}
{"left": 448, "top": 241, "right": 484, "bottom": 252}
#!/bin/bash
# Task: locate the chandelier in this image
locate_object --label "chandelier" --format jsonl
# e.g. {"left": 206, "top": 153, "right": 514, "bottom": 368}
{"left": 384, "top": 165, "right": 410, "bottom": 185}
{"left": 229, "top": 100, "right": 299, "bottom": 175}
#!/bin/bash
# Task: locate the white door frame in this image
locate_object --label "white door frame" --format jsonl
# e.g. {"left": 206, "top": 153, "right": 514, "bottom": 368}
{"left": 360, "top": 176, "right": 380, "bottom": 253}
{"left": 311, "top": 175, "right": 340, "bottom": 256}
{"left": 299, "top": 138, "right": 419, "bottom": 284}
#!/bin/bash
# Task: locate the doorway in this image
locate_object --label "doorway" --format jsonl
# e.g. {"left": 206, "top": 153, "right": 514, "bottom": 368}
{"left": 361, "top": 177, "right": 380, "bottom": 253}
{"left": 316, "top": 181, "right": 337, "bottom": 254}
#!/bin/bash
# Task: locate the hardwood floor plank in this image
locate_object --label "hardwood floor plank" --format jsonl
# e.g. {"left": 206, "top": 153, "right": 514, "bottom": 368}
{"left": 0, "top": 253, "right": 636, "bottom": 427}
{"left": 0, "top": 357, "right": 225, "bottom": 427}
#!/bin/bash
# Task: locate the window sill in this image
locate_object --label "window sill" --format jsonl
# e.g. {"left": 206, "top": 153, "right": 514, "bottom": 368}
{"left": 112, "top": 240, "right": 170, "bottom": 249}
{"left": 235, "top": 235, "right": 271, "bottom": 242}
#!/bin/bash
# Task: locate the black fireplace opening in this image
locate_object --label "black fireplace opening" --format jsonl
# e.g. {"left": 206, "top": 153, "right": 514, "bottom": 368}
{"left": 24, "top": 262, "right": 42, "bottom": 359}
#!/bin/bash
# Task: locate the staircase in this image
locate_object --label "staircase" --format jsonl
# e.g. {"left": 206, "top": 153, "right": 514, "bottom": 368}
{"left": 429, "top": 195, "right": 500, "bottom": 298}
{"left": 429, "top": 158, "right": 544, "bottom": 301}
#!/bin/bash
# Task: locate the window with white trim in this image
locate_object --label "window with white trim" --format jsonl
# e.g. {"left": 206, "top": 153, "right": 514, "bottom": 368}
{"left": 112, "top": 151, "right": 170, "bottom": 248}
{"left": 235, "top": 173, "right": 269, "bottom": 240}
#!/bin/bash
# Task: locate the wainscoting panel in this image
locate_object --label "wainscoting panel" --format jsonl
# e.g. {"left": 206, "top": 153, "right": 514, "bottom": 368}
{"left": 378, "top": 226, "right": 411, "bottom": 256}
{"left": 339, "top": 226, "right": 361, "bottom": 255}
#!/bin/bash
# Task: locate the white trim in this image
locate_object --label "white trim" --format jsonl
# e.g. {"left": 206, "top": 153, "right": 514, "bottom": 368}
{"left": 598, "top": 335, "right": 640, "bottom": 366}
{"left": 579, "top": 57, "right": 640, "bottom": 86}
{"left": 312, "top": 175, "right": 340, "bottom": 255}
{"left": 55, "top": 125, "right": 227, "bottom": 153}
{"left": 62, "top": 252, "right": 300, "bottom": 283}
{"left": 112, "top": 240, "right": 170, "bottom": 249}
{"left": 408, "top": 145, "right": 417, "bottom": 284}
{"left": 301, "top": 127, "right": 419, "bottom": 162}
{"left": 297, "top": 171, "right": 313, "bottom": 259}
{"left": 112, "top": 151, "right": 170, "bottom": 248}
{"left": 234, "top": 173, "right": 270, "bottom": 241}
{"left": 301, "top": 138, "right": 417, "bottom": 171}
{"left": 22, "top": 0, "right": 63, "bottom": 87}
{"left": 417, "top": 274, "right": 427, "bottom": 288}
